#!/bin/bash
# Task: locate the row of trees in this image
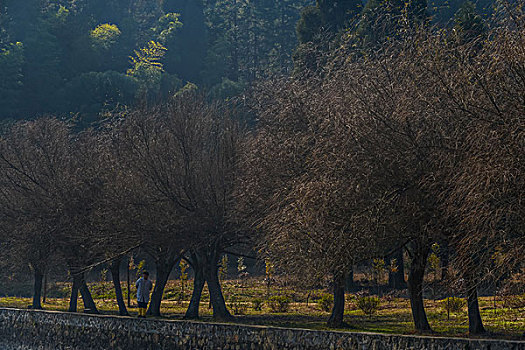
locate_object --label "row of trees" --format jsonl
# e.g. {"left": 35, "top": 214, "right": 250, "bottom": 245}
{"left": 239, "top": 3, "right": 524, "bottom": 333}
{"left": 0, "top": 94, "right": 245, "bottom": 321}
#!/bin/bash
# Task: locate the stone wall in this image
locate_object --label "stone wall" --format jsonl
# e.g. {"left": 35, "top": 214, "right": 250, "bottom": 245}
{"left": 0, "top": 308, "right": 523, "bottom": 350}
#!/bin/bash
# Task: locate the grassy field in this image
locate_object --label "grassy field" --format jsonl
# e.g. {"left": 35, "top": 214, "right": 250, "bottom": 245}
{"left": 1, "top": 277, "right": 523, "bottom": 340}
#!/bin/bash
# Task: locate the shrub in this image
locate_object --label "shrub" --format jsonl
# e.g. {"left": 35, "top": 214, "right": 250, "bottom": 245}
{"left": 357, "top": 296, "right": 381, "bottom": 316}
{"left": 228, "top": 295, "right": 247, "bottom": 315}
{"left": 345, "top": 294, "right": 358, "bottom": 311}
{"left": 268, "top": 295, "right": 291, "bottom": 313}
{"left": 440, "top": 297, "right": 466, "bottom": 314}
{"left": 318, "top": 293, "right": 334, "bottom": 312}
{"left": 252, "top": 297, "right": 264, "bottom": 311}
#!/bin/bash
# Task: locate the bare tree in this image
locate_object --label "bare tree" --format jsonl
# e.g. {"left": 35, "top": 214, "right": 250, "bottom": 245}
{"left": 0, "top": 118, "right": 104, "bottom": 313}
{"left": 436, "top": 3, "right": 525, "bottom": 334}
{"left": 112, "top": 94, "right": 243, "bottom": 320}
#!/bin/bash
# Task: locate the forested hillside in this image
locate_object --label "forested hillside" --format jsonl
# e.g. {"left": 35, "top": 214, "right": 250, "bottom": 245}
{"left": 0, "top": 0, "right": 496, "bottom": 122}
{"left": 0, "top": 0, "right": 310, "bottom": 121}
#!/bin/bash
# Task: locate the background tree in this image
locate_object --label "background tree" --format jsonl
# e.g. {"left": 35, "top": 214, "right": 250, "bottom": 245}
{"left": 356, "top": 0, "right": 428, "bottom": 47}
{"left": 452, "top": 1, "right": 485, "bottom": 43}
{"left": 0, "top": 42, "right": 23, "bottom": 119}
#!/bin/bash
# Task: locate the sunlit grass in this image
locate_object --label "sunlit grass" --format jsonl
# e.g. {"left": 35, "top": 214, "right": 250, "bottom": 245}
{"left": 1, "top": 278, "right": 523, "bottom": 339}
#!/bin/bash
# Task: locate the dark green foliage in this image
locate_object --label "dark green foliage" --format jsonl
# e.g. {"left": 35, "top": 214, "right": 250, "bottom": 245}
{"left": 294, "top": 0, "right": 360, "bottom": 72}
{"left": 318, "top": 293, "right": 334, "bottom": 312}
{"left": 296, "top": 5, "right": 323, "bottom": 43}
{"left": 4, "top": 0, "right": 43, "bottom": 41}
{"left": 268, "top": 295, "right": 291, "bottom": 313}
{"left": 20, "top": 16, "right": 62, "bottom": 115}
{"left": 317, "top": 0, "right": 362, "bottom": 31}
{"left": 61, "top": 71, "right": 138, "bottom": 116}
{"left": 430, "top": 0, "right": 494, "bottom": 26}
{"left": 0, "top": 42, "right": 23, "bottom": 119}
{"left": 203, "top": 0, "right": 309, "bottom": 86}
{"left": 429, "top": 0, "right": 466, "bottom": 25}
{"left": 453, "top": 1, "right": 485, "bottom": 42}
{"left": 209, "top": 78, "right": 246, "bottom": 100}
{"left": 356, "top": 0, "right": 428, "bottom": 47}
{"left": 297, "top": 0, "right": 361, "bottom": 44}
{"left": 0, "top": 0, "right": 498, "bottom": 120}
{"left": 161, "top": 0, "right": 206, "bottom": 83}
{"left": 0, "top": 0, "right": 309, "bottom": 119}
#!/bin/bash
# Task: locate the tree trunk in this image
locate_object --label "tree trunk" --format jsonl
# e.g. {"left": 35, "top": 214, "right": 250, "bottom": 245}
{"left": 327, "top": 273, "right": 346, "bottom": 328}
{"left": 184, "top": 257, "right": 205, "bottom": 319}
{"left": 441, "top": 242, "right": 449, "bottom": 282}
{"left": 79, "top": 278, "right": 99, "bottom": 314}
{"left": 204, "top": 256, "right": 233, "bottom": 321}
{"left": 466, "top": 275, "right": 486, "bottom": 335}
{"left": 127, "top": 257, "right": 131, "bottom": 308}
{"left": 42, "top": 273, "right": 47, "bottom": 304}
{"left": 110, "top": 258, "right": 129, "bottom": 316}
{"left": 68, "top": 274, "right": 81, "bottom": 312}
{"left": 388, "top": 249, "right": 406, "bottom": 289}
{"left": 147, "top": 257, "right": 177, "bottom": 316}
{"left": 32, "top": 269, "right": 44, "bottom": 310}
{"left": 407, "top": 243, "right": 432, "bottom": 333}
{"left": 345, "top": 266, "right": 355, "bottom": 291}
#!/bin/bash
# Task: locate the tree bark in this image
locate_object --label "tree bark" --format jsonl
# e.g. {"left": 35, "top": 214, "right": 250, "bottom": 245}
{"left": 147, "top": 257, "right": 177, "bottom": 316}
{"left": 68, "top": 274, "right": 81, "bottom": 312}
{"left": 466, "top": 275, "right": 486, "bottom": 335}
{"left": 388, "top": 249, "right": 406, "bottom": 289}
{"left": 79, "top": 278, "right": 99, "bottom": 314}
{"left": 407, "top": 242, "right": 432, "bottom": 333}
{"left": 327, "top": 272, "right": 346, "bottom": 328}
{"left": 345, "top": 266, "right": 355, "bottom": 291}
{"left": 184, "top": 256, "right": 205, "bottom": 319}
{"left": 42, "top": 273, "right": 47, "bottom": 304}
{"left": 32, "top": 269, "right": 44, "bottom": 310}
{"left": 440, "top": 242, "right": 450, "bottom": 282}
{"left": 110, "top": 258, "right": 129, "bottom": 316}
{"left": 127, "top": 257, "right": 131, "bottom": 308}
{"left": 204, "top": 254, "right": 233, "bottom": 321}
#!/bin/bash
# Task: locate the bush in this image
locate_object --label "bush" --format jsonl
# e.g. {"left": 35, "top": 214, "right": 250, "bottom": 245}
{"left": 228, "top": 295, "right": 247, "bottom": 315}
{"left": 357, "top": 296, "right": 381, "bottom": 316}
{"left": 268, "top": 295, "right": 291, "bottom": 313}
{"left": 318, "top": 293, "right": 334, "bottom": 312}
{"left": 252, "top": 297, "right": 264, "bottom": 311}
{"left": 440, "top": 297, "right": 466, "bottom": 314}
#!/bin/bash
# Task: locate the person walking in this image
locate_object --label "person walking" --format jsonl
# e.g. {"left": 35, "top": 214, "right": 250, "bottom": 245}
{"left": 136, "top": 271, "right": 153, "bottom": 318}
